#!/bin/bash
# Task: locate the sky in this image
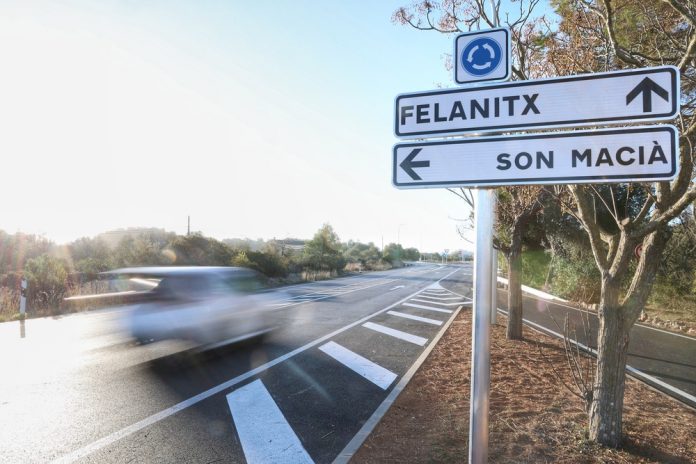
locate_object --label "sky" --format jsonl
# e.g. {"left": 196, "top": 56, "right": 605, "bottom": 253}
{"left": 0, "top": 1, "right": 542, "bottom": 252}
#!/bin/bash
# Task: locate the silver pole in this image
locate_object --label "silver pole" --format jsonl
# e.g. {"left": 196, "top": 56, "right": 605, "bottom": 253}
{"left": 469, "top": 189, "right": 493, "bottom": 464}
{"left": 488, "top": 0, "right": 499, "bottom": 327}
{"left": 490, "top": 248, "right": 497, "bottom": 324}
{"left": 20, "top": 278, "right": 27, "bottom": 316}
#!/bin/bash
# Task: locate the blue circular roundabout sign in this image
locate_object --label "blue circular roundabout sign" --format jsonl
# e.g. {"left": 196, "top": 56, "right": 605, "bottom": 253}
{"left": 461, "top": 37, "right": 503, "bottom": 76}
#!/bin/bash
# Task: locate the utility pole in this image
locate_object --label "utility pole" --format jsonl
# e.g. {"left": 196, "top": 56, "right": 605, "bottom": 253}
{"left": 187, "top": 216, "right": 190, "bottom": 236}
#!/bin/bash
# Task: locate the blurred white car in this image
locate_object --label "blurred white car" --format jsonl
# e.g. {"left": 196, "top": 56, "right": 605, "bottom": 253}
{"left": 105, "top": 267, "right": 285, "bottom": 349}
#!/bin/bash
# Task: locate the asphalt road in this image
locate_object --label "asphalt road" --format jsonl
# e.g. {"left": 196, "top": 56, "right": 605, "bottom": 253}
{"left": 0, "top": 264, "right": 474, "bottom": 464}
{"left": 2, "top": 263, "right": 693, "bottom": 464}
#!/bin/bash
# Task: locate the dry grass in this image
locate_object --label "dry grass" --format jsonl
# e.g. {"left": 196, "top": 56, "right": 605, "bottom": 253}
{"left": 353, "top": 311, "right": 696, "bottom": 463}
{"left": 0, "top": 286, "right": 20, "bottom": 322}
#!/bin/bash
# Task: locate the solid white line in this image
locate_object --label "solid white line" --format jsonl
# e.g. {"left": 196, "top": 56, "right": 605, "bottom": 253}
{"left": 421, "top": 290, "right": 449, "bottom": 295}
{"left": 495, "top": 307, "right": 696, "bottom": 406}
{"left": 387, "top": 310, "right": 443, "bottom": 326}
{"left": 51, "top": 267, "right": 463, "bottom": 464}
{"left": 403, "top": 302, "right": 453, "bottom": 313}
{"left": 333, "top": 307, "right": 462, "bottom": 464}
{"left": 362, "top": 322, "right": 428, "bottom": 346}
{"left": 319, "top": 341, "right": 397, "bottom": 390}
{"left": 227, "top": 379, "right": 314, "bottom": 464}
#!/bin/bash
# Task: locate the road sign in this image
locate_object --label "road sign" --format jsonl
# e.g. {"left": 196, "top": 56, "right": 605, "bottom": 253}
{"left": 454, "top": 28, "right": 511, "bottom": 84}
{"left": 393, "top": 125, "right": 678, "bottom": 188}
{"left": 395, "top": 66, "right": 679, "bottom": 138}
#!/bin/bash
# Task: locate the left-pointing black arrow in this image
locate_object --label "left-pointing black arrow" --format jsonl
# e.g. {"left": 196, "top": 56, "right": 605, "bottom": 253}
{"left": 400, "top": 148, "right": 430, "bottom": 181}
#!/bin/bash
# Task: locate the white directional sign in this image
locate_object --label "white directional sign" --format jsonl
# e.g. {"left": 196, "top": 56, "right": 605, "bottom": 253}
{"left": 395, "top": 66, "right": 679, "bottom": 138}
{"left": 454, "top": 28, "right": 511, "bottom": 84}
{"left": 393, "top": 125, "right": 678, "bottom": 188}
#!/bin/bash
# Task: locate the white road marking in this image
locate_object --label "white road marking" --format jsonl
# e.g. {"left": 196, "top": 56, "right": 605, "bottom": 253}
{"left": 227, "top": 379, "right": 314, "bottom": 464}
{"left": 389, "top": 285, "right": 405, "bottom": 291}
{"left": 333, "top": 306, "right": 463, "bottom": 464}
{"left": 387, "top": 310, "right": 443, "bottom": 326}
{"left": 319, "top": 341, "right": 397, "bottom": 390}
{"left": 414, "top": 294, "right": 462, "bottom": 301}
{"left": 436, "top": 287, "right": 469, "bottom": 299}
{"left": 50, "top": 267, "right": 462, "bottom": 464}
{"left": 409, "top": 299, "right": 469, "bottom": 307}
{"left": 403, "top": 302, "right": 453, "bottom": 313}
{"left": 362, "top": 322, "right": 428, "bottom": 346}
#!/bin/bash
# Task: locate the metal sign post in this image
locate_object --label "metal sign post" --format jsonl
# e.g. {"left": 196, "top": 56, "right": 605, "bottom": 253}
{"left": 491, "top": 248, "right": 497, "bottom": 325}
{"left": 20, "top": 278, "right": 27, "bottom": 316}
{"left": 469, "top": 189, "right": 494, "bottom": 463}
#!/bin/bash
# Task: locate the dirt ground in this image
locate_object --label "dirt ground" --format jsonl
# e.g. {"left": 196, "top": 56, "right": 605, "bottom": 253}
{"left": 353, "top": 311, "right": 696, "bottom": 463}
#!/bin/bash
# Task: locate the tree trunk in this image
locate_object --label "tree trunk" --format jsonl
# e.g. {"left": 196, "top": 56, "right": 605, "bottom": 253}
{"left": 506, "top": 250, "right": 523, "bottom": 339}
{"left": 588, "top": 276, "right": 629, "bottom": 447}
{"left": 506, "top": 224, "right": 524, "bottom": 340}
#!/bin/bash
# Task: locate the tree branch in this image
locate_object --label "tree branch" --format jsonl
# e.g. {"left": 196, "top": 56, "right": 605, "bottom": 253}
{"left": 570, "top": 185, "right": 609, "bottom": 271}
{"left": 660, "top": 0, "right": 696, "bottom": 24}
{"left": 598, "top": 0, "right": 644, "bottom": 66}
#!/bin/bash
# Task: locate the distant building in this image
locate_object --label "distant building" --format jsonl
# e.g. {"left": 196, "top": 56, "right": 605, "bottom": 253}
{"left": 273, "top": 238, "right": 306, "bottom": 251}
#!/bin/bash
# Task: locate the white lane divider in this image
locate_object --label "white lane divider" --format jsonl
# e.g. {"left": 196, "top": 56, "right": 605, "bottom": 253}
{"left": 319, "top": 341, "right": 397, "bottom": 390}
{"left": 227, "top": 379, "right": 314, "bottom": 464}
{"left": 387, "top": 310, "right": 443, "bottom": 326}
{"left": 362, "top": 322, "right": 428, "bottom": 346}
{"left": 389, "top": 285, "right": 406, "bottom": 291}
{"left": 402, "top": 302, "right": 453, "bottom": 314}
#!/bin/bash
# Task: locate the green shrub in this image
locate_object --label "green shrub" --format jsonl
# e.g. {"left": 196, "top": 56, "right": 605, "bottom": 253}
{"left": 25, "top": 254, "right": 69, "bottom": 313}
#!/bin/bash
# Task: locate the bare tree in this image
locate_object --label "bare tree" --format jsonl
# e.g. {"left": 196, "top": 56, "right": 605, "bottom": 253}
{"left": 543, "top": 0, "right": 696, "bottom": 447}
{"left": 494, "top": 186, "right": 546, "bottom": 339}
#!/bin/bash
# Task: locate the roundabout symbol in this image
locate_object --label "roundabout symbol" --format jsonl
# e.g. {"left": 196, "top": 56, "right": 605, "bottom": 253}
{"left": 461, "top": 37, "right": 503, "bottom": 76}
